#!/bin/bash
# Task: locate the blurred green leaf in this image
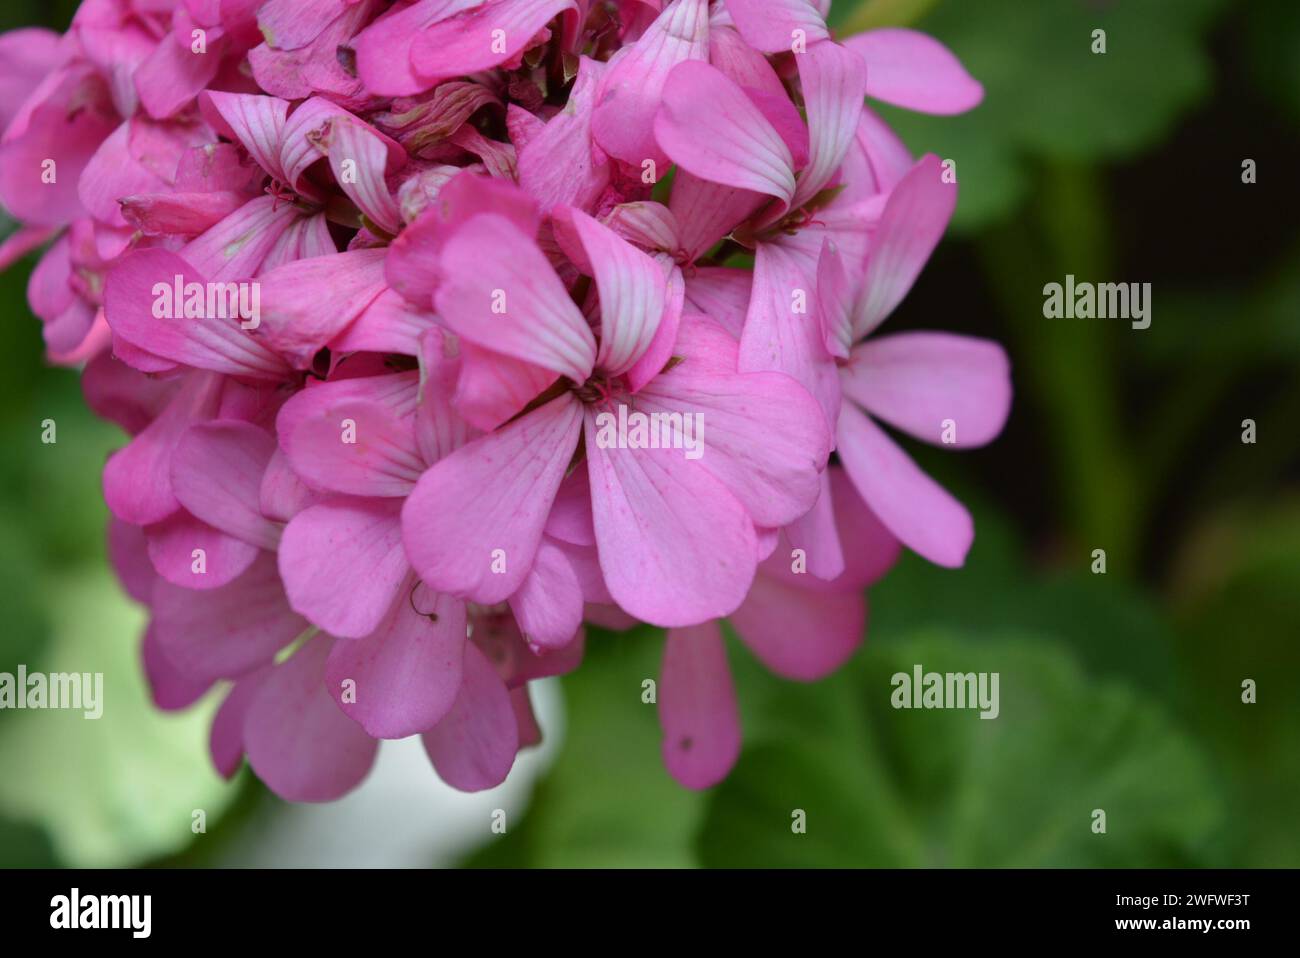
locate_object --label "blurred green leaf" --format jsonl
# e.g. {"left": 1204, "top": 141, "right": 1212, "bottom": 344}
{"left": 880, "top": 0, "right": 1227, "bottom": 231}
{"left": 699, "top": 632, "right": 1222, "bottom": 866}
{"left": 0, "top": 570, "right": 237, "bottom": 866}
{"left": 1169, "top": 497, "right": 1300, "bottom": 867}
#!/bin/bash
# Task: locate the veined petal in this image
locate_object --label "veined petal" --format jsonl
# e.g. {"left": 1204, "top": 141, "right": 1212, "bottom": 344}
{"left": 518, "top": 55, "right": 609, "bottom": 214}
{"left": 845, "top": 28, "right": 984, "bottom": 115}
{"left": 144, "top": 510, "right": 260, "bottom": 590}
{"left": 421, "top": 642, "right": 519, "bottom": 792}
{"left": 277, "top": 374, "right": 424, "bottom": 497}
{"left": 638, "top": 315, "right": 831, "bottom": 528}
{"left": 841, "top": 332, "right": 1012, "bottom": 449}
{"left": 554, "top": 205, "right": 667, "bottom": 376}
{"left": 409, "top": 0, "right": 579, "bottom": 86}
{"left": 403, "top": 395, "right": 583, "bottom": 605}
{"left": 836, "top": 400, "right": 973, "bottom": 568}
{"left": 721, "top": 0, "right": 828, "bottom": 54}
{"left": 433, "top": 213, "right": 597, "bottom": 382}
{"left": 854, "top": 153, "right": 956, "bottom": 338}
{"left": 279, "top": 499, "right": 410, "bottom": 639}
{"left": 792, "top": 40, "right": 868, "bottom": 209}
{"left": 326, "top": 582, "right": 467, "bottom": 738}
{"left": 738, "top": 238, "right": 841, "bottom": 429}
{"left": 244, "top": 635, "right": 379, "bottom": 802}
{"left": 584, "top": 408, "right": 757, "bottom": 626}
{"left": 591, "top": 0, "right": 709, "bottom": 166}
{"left": 200, "top": 91, "right": 290, "bottom": 183}
{"left": 103, "top": 248, "right": 293, "bottom": 381}
{"left": 507, "top": 537, "right": 584, "bottom": 649}
{"left": 171, "top": 420, "right": 281, "bottom": 550}
{"left": 255, "top": 248, "right": 389, "bottom": 368}
{"left": 656, "top": 60, "right": 795, "bottom": 209}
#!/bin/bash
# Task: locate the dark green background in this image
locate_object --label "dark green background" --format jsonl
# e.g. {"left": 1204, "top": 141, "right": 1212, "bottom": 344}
{"left": 1, "top": 0, "right": 1297, "bottom": 867}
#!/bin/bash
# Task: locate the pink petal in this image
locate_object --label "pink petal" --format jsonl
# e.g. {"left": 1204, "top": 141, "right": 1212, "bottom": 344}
{"left": 668, "top": 170, "right": 766, "bottom": 264}
{"left": 171, "top": 420, "right": 281, "bottom": 550}
{"left": 135, "top": 27, "right": 224, "bottom": 120}
{"left": 625, "top": 259, "right": 684, "bottom": 393}
{"left": 181, "top": 195, "right": 303, "bottom": 282}
{"left": 507, "top": 537, "right": 584, "bottom": 649}
{"left": 421, "top": 641, "right": 519, "bottom": 792}
{"left": 0, "top": 70, "right": 117, "bottom": 225}
{"left": 257, "top": 0, "right": 350, "bottom": 50}
{"left": 655, "top": 60, "right": 795, "bottom": 208}
{"left": 738, "top": 238, "right": 841, "bottom": 428}
{"left": 845, "top": 28, "right": 984, "bottom": 115}
{"left": 145, "top": 510, "right": 260, "bottom": 590}
{"left": 325, "top": 582, "right": 467, "bottom": 738}
{"left": 452, "top": 341, "right": 558, "bottom": 433}
{"left": 659, "top": 621, "right": 741, "bottom": 789}
{"left": 103, "top": 372, "right": 223, "bottom": 526}
{"left": 721, "top": 0, "right": 828, "bottom": 54}
{"left": 200, "top": 90, "right": 290, "bottom": 183}
{"left": 409, "top": 0, "right": 579, "bottom": 87}
{"left": 433, "top": 213, "right": 596, "bottom": 382}
{"left": 855, "top": 153, "right": 956, "bottom": 337}
{"left": 142, "top": 622, "right": 213, "bottom": 710}
{"left": 276, "top": 373, "right": 424, "bottom": 497}
{"left": 244, "top": 636, "right": 379, "bottom": 802}
{"left": 108, "top": 516, "right": 158, "bottom": 603}
{"left": 330, "top": 288, "right": 432, "bottom": 357}
{"left": 103, "top": 248, "right": 293, "bottom": 381}
{"left": 325, "top": 116, "right": 406, "bottom": 234}
{"left": 784, "top": 467, "right": 845, "bottom": 580}
{"left": 730, "top": 571, "right": 865, "bottom": 681}
{"left": 354, "top": 0, "right": 482, "bottom": 97}
{"left": 836, "top": 400, "right": 973, "bottom": 568}
{"left": 210, "top": 667, "right": 269, "bottom": 778}
{"left": 792, "top": 39, "right": 868, "bottom": 208}
{"left": 82, "top": 349, "right": 180, "bottom": 436}
{"left": 279, "top": 499, "right": 410, "bottom": 638}
{"left": 151, "top": 552, "right": 309, "bottom": 682}
{"left": 519, "top": 55, "right": 610, "bottom": 213}
{"left": 841, "top": 332, "right": 1011, "bottom": 448}
{"left": 255, "top": 248, "right": 389, "bottom": 368}
{"left": 259, "top": 447, "right": 321, "bottom": 523}
{"left": 120, "top": 190, "right": 250, "bottom": 237}
{"left": 591, "top": 0, "right": 709, "bottom": 166}
{"left": 816, "top": 237, "right": 855, "bottom": 359}
{"left": 414, "top": 329, "right": 477, "bottom": 463}
{"left": 683, "top": 266, "right": 751, "bottom": 338}
{"left": 402, "top": 395, "right": 583, "bottom": 604}
{"left": 554, "top": 205, "right": 667, "bottom": 376}
{"left": 584, "top": 409, "right": 757, "bottom": 626}
{"left": 637, "top": 316, "right": 831, "bottom": 528}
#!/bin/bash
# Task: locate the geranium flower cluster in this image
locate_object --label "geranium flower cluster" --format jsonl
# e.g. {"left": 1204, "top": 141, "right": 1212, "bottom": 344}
{"left": 0, "top": 0, "right": 1010, "bottom": 800}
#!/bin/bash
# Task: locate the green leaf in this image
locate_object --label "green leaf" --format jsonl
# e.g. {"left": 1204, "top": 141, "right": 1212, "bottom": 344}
{"left": 0, "top": 570, "right": 238, "bottom": 866}
{"left": 699, "top": 632, "right": 1222, "bottom": 867}
{"left": 873, "top": 0, "right": 1227, "bottom": 231}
